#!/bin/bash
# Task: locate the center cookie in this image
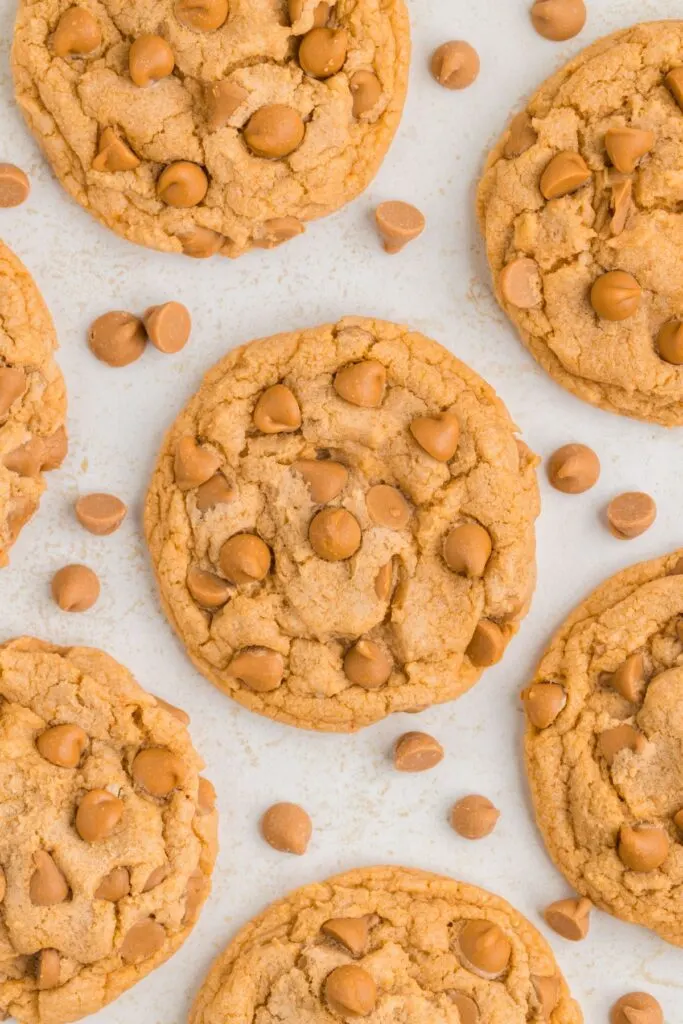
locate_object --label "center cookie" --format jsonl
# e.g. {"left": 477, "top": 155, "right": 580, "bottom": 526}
{"left": 145, "top": 318, "right": 539, "bottom": 732}
{"left": 12, "top": 0, "right": 410, "bottom": 258}
{"left": 190, "top": 866, "right": 582, "bottom": 1023}
{"left": 478, "top": 21, "right": 683, "bottom": 425}
{"left": 524, "top": 551, "right": 683, "bottom": 946}
{"left": 0, "top": 637, "right": 217, "bottom": 1024}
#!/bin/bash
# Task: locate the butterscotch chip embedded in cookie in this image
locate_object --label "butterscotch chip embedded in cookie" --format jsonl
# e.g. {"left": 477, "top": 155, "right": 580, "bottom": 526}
{"left": 144, "top": 318, "right": 539, "bottom": 731}
{"left": 0, "top": 637, "right": 217, "bottom": 1024}
{"left": 12, "top": 0, "right": 409, "bottom": 257}
{"left": 189, "top": 867, "right": 582, "bottom": 1024}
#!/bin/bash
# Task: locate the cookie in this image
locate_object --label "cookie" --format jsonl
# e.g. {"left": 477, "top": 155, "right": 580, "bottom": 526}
{"left": 478, "top": 22, "right": 683, "bottom": 425}
{"left": 190, "top": 865, "right": 582, "bottom": 1024}
{"left": 524, "top": 550, "right": 683, "bottom": 945}
{"left": 0, "top": 242, "right": 67, "bottom": 567}
{"left": 144, "top": 317, "right": 539, "bottom": 732}
{"left": 12, "top": 0, "right": 410, "bottom": 258}
{"left": 0, "top": 637, "right": 218, "bottom": 1024}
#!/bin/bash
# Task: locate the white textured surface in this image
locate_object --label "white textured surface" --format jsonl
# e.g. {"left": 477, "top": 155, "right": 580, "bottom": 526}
{"left": 1, "top": 1, "right": 683, "bottom": 1020}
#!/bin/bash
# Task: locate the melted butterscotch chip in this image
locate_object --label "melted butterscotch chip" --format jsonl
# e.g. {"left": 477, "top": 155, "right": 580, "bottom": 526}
{"left": 605, "top": 127, "right": 655, "bottom": 174}
{"left": 657, "top": 321, "right": 683, "bottom": 364}
{"left": 37, "top": 724, "right": 88, "bottom": 768}
{"left": 350, "top": 71, "right": 382, "bottom": 117}
{"left": 227, "top": 648, "right": 284, "bottom": 692}
{"left": 132, "top": 748, "right": 183, "bottom": 797}
{"left": 540, "top": 151, "right": 591, "bottom": 199}
{"left": 92, "top": 128, "right": 141, "bottom": 172}
{"left": 325, "top": 965, "right": 377, "bottom": 1016}
{"left": 322, "top": 916, "right": 371, "bottom": 956}
{"left": 129, "top": 34, "right": 174, "bottom": 87}
{"left": 30, "top": 851, "right": 70, "bottom": 906}
{"left": 196, "top": 473, "right": 235, "bottom": 511}
{"left": 504, "top": 112, "right": 537, "bottom": 158}
{"left": 444, "top": 523, "right": 492, "bottom": 576}
{"left": 499, "top": 257, "right": 542, "bottom": 308}
{"left": 120, "top": 918, "right": 166, "bottom": 963}
{"left": 244, "top": 105, "right": 305, "bottom": 158}
{"left": 590, "top": 271, "right": 642, "bottom": 321}
{"left": 53, "top": 7, "right": 101, "bottom": 57}
{"left": 157, "top": 162, "right": 209, "bottom": 207}
{"left": 366, "top": 485, "right": 410, "bottom": 529}
{"left": 466, "top": 620, "right": 505, "bottom": 667}
{"left": 76, "top": 789, "right": 124, "bottom": 842}
{"left": 299, "top": 27, "right": 347, "bottom": 79}
{"left": 610, "top": 652, "right": 645, "bottom": 702}
{"left": 175, "top": 0, "right": 229, "bottom": 32}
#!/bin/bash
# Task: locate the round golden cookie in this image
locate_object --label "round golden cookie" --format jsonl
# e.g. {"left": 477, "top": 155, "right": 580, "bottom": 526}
{"left": 190, "top": 866, "right": 582, "bottom": 1024}
{"left": 478, "top": 21, "right": 683, "bottom": 425}
{"left": 0, "top": 637, "right": 217, "bottom": 1024}
{"left": 144, "top": 317, "right": 539, "bottom": 732}
{"left": 0, "top": 241, "right": 67, "bottom": 567}
{"left": 524, "top": 550, "right": 683, "bottom": 945}
{"left": 12, "top": 0, "right": 410, "bottom": 258}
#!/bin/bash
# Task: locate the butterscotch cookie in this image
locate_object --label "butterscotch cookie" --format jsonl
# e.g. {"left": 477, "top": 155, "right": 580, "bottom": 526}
{"left": 524, "top": 550, "right": 683, "bottom": 945}
{"left": 12, "top": 0, "right": 410, "bottom": 258}
{"left": 478, "top": 22, "right": 683, "bottom": 425}
{"left": 144, "top": 317, "right": 539, "bottom": 732}
{"left": 0, "top": 637, "right": 217, "bottom": 1024}
{"left": 0, "top": 242, "right": 67, "bottom": 567}
{"left": 190, "top": 865, "right": 582, "bottom": 1024}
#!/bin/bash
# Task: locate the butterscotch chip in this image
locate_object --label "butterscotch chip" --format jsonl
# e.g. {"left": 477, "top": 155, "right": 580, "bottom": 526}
{"left": 3, "top": 437, "right": 45, "bottom": 477}
{"left": 187, "top": 567, "right": 231, "bottom": 608}
{"left": 609, "top": 177, "right": 632, "bottom": 235}
{"left": 466, "top": 620, "right": 505, "bottom": 667}
{"left": 92, "top": 128, "right": 140, "bottom": 172}
{"left": 53, "top": 6, "right": 101, "bottom": 56}
{"left": 289, "top": 0, "right": 329, "bottom": 29}
{"left": 227, "top": 648, "right": 285, "bottom": 692}
{"left": 129, "top": 34, "right": 174, "bottom": 86}
{"left": 606, "top": 491, "right": 656, "bottom": 539}
{"left": 261, "top": 802, "right": 311, "bottom": 854}
{"left": 605, "top": 127, "right": 655, "bottom": 174}
{"left": 544, "top": 897, "right": 592, "bottom": 941}
{"left": 174, "top": 437, "right": 221, "bottom": 490}
{"left": 522, "top": 682, "right": 566, "bottom": 729}
{"left": 366, "top": 485, "right": 410, "bottom": 529}
{"left": 375, "top": 201, "right": 425, "bottom": 254}
{"left": 532, "top": 975, "right": 561, "bottom": 1018}
{"left": 76, "top": 789, "right": 124, "bottom": 842}
{"left": 322, "top": 916, "right": 371, "bottom": 956}
{"left": 299, "top": 27, "right": 348, "bottom": 78}
{"left": 244, "top": 105, "right": 305, "bottom": 158}
{"left": 530, "top": 0, "right": 586, "bottom": 41}
{"left": 179, "top": 226, "right": 224, "bottom": 258}
{"left": 599, "top": 723, "right": 645, "bottom": 765}
{"left": 430, "top": 40, "right": 479, "bottom": 91}
{"left": 458, "top": 919, "right": 511, "bottom": 977}
{"left": 504, "top": 112, "right": 537, "bottom": 158}
{"left": 393, "top": 731, "right": 444, "bottom": 772}
{"left": 198, "top": 777, "right": 217, "bottom": 814}
{"left": 334, "top": 359, "right": 386, "bottom": 406}
{"left": 409, "top": 412, "right": 459, "bottom": 461}
{"left": 450, "top": 795, "right": 500, "bottom": 840}
{"left": 674, "top": 809, "right": 683, "bottom": 832}
{"left": 158, "top": 162, "right": 209, "bottom": 207}
{"left": 120, "top": 918, "right": 166, "bottom": 963}
{"left": 75, "top": 493, "right": 127, "bottom": 535}
{"left": 610, "top": 652, "right": 645, "bottom": 702}
{"left": 343, "top": 639, "right": 393, "bottom": 689}
{"left": 444, "top": 523, "right": 492, "bottom": 577}
{"left": 42, "top": 427, "right": 68, "bottom": 471}
{"left": 657, "top": 320, "right": 683, "bottom": 364}
{"left": 590, "top": 271, "right": 641, "bottom": 321}
{"left": 51, "top": 564, "right": 100, "bottom": 612}
{"left": 610, "top": 993, "right": 663, "bottom": 1024}
{"left": 175, "top": 0, "right": 229, "bottom": 31}
{"left": 0, "top": 367, "right": 26, "bottom": 418}
{"left": 350, "top": 71, "right": 382, "bottom": 117}
{"left": 219, "top": 533, "right": 271, "bottom": 583}
{"left": 0, "top": 164, "right": 30, "bottom": 207}
{"left": 618, "top": 825, "right": 669, "bottom": 872}
{"left": 254, "top": 217, "right": 305, "bottom": 248}
{"left": 132, "top": 748, "right": 183, "bottom": 797}
{"left": 36, "top": 949, "right": 60, "bottom": 990}
{"left": 540, "top": 151, "right": 591, "bottom": 200}
{"left": 29, "top": 851, "right": 69, "bottom": 906}
{"left": 196, "top": 473, "right": 235, "bottom": 511}
{"left": 253, "top": 384, "right": 301, "bottom": 433}
{"left": 293, "top": 459, "right": 348, "bottom": 503}
{"left": 499, "top": 257, "right": 542, "bottom": 308}
{"left": 665, "top": 67, "right": 683, "bottom": 111}
{"left": 450, "top": 994, "right": 479, "bottom": 1023}
{"left": 142, "top": 865, "right": 169, "bottom": 892}
{"left": 94, "top": 866, "right": 130, "bottom": 901}
{"left": 143, "top": 302, "right": 192, "bottom": 354}
{"left": 309, "top": 508, "right": 361, "bottom": 561}
{"left": 547, "top": 444, "right": 600, "bottom": 494}
{"left": 36, "top": 723, "right": 88, "bottom": 768}
{"left": 88, "top": 311, "right": 147, "bottom": 367}
{"left": 155, "top": 696, "right": 191, "bottom": 725}
{"left": 325, "top": 964, "right": 377, "bottom": 1016}
{"left": 205, "top": 80, "right": 248, "bottom": 130}
{"left": 374, "top": 560, "right": 394, "bottom": 601}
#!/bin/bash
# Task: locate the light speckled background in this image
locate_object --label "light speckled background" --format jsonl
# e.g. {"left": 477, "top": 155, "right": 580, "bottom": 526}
{"left": 2, "top": 0, "right": 683, "bottom": 1020}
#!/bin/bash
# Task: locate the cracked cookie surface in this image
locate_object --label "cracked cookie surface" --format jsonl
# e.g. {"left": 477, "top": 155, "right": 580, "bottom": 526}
{"left": 190, "top": 865, "right": 583, "bottom": 1024}
{"left": 478, "top": 21, "right": 683, "bottom": 425}
{"left": 0, "top": 242, "right": 66, "bottom": 568}
{"left": 524, "top": 551, "right": 683, "bottom": 945}
{"left": 0, "top": 637, "right": 217, "bottom": 1024}
{"left": 144, "top": 317, "right": 539, "bottom": 732}
{"left": 12, "top": 0, "right": 409, "bottom": 258}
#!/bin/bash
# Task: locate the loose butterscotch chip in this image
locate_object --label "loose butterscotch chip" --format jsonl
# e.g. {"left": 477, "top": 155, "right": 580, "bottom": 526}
{"left": 466, "top": 620, "right": 505, "bottom": 667}
{"left": 205, "top": 80, "right": 248, "bottom": 130}
{"left": 325, "top": 965, "right": 377, "bottom": 1016}
{"left": 0, "top": 164, "right": 30, "bottom": 207}
{"left": 175, "top": 0, "right": 229, "bottom": 32}
{"left": 532, "top": 975, "right": 561, "bottom": 1018}
{"left": 253, "top": 384, "right": 301, "bottom": 433}
{"left": 366, "top": 485, "right": 410, "bottom": 530}
{"left": 0, "top": 367, "right": 26, "bottom": 418}
{"left": 36, "top": 723, "right": 88, "bottom": 768}
{"left": 53, "top": 6, "right": 101, "bottom": 57}
{"left": 88, "top": 311, "right": 146, "bottom": 367}
{"left": 75, "top": 493, "right": 127, "bottom": 535}
{"left": 410, "top": 412, "right": 459, "bottom": 461}
{"left": 227, "top": 648, "right": 285, "bottom": 692}
{"left": 322, "top": 917, "right": 371, "bottom": 956}
{"left": 430, "top": 41, "right": 480, "bottom": 90}
{"left": 605, "top": 127, "right": 655, "bottom": 174}
{"left": 36, "top": 949, "right": 60, "bottom": 990}
{"left": 30, "top": 851, "right": 69, "bottom": 906}
{"left": 129, "top": 34, "right": 174, "bottom": 86}
{"left": 450, "top": 795, "right": 500, "bottom": 840}
{"left": 610, "top": 993, "right": 663, "bottom": 1024}
{"left": 547, "top": 444, "right": 600, "bottom": 494}
{"left": 590, "top": 271, "right": 641, "bottom": 321}
{"left": 540, "top": 151, "right": 591, "bottom": 200}
{"left": 143, "top": 302, "right": 191, "bottom": 354}
{"left": 76, "top": 789, "right": 124, "bottom": 842}
{"left": 94, "top": 866, "right": 130, "bottom": 901}
{"left": 665, "top": 67, "right": 683, "bottom": 111}
{"left": 444, "top": 523, "right": 492, "bottom": 577}
{"left": 599, "top": 723, "right": 645, "bottom": 765}
{"left": 393, "top": 731, "right": 444, "bottom": 772}
{"left": 334, "top": 360, "right": 386, "bottom": 406}
{"left": 179, "top": 226, "right": 224, "bottom": 258}
{"left": 299, "top": 27, "right": 347, "bottom": 78}
{"left": 120, "top": 918, "right": 166, "bottom": 963}
{"left": 504, "top": 112, "right": 537, "bottom": 158}
{"left": 458, "top": 920, "right": 511, "bottom": 977}
{"left": 132, "top": 748, "right": 183, "bottom": 798}
{"left": 350, "top": 71, "right": 382, "bottom": 117}
{"left": 293, "top": 459, "right": 348, "bottom": 503}
{"left": 289, "top": 0, "right": 329, "bottom": 28}
{"left": 174, "top": 437, "right": 221, "bottom": 490}
{"left": 219, "top": 533, "right": 271, "bottom": 584}
{"left": 261, "top": 802, "right": 311, "bottom": 854}
{"left": 544, "top": 897, "right": 592, "bottom": 941}
{"left": 618, "top": 825, "right": 669, "bottom": 872}
{"left": 606, "top": 492, "right": 656, "bottom": 540}
{"left": 530, "top": 0, "right": 586, "bottom": 41}
{"left": 657, "top": 321, "right": 683, "bottom": 364}
{"left": 610, "top": 652, "right": 645, "bottom": 702}
{"left": 157, "top": 162, "right": 208, "bottom": 207}
{"left": 309, "top": 508, "right": 361, "bottom": 561}
{"left": 499, "top": 257, "right": 542, "bottom": 308}
{"left": 523, "top": 682, "right": 566, "bottom": 729}
{"left": 51, "top": 565, "right": 100, "bottom": 612}
{"left": 196, "top": 473, "right": 235, "bottom": 511}
{"left": 244, "top": 105, "right": 305, "bottom": 158}
{"left": 187, "top": 567, "right": 231, "bottom": 608}
{"left": 92, "top": 128, "right": 141, "bottom": 172}
{"left": 343, "top": 639, "right": 392, "bottom": 689}
{"left": 375, "top": 201, "right": 425, "bottom": 254}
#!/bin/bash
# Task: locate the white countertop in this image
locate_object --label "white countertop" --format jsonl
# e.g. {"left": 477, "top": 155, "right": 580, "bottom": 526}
{"left": 2, "top": 0, "right": 683, "bottom": 1019}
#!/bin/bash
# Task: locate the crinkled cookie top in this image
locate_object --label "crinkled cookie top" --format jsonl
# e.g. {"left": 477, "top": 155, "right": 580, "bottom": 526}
{"left": 12, "top": 0, "right": 410, "bottom": 257}
{"left": 478, "top": 21, "right": 683, "bottom": 425}
{"left": 145, "top": 317, "right": 539, "bottom": 732}
{"left": 190, "top": 866, "right": 583, "bottom": 1024}
{"left": 524, "top": 550, "right": 683, "bottom": 946}
{"left": 0, "top": 637, "right": 217, "bottom": 1024}
{"left": 0, "top": 242, "right": 66, "bottom": 568}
